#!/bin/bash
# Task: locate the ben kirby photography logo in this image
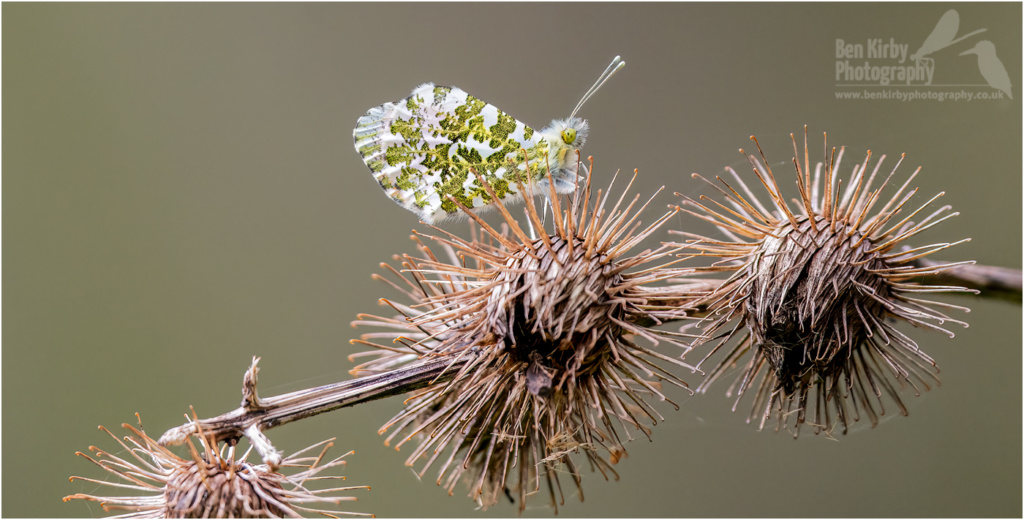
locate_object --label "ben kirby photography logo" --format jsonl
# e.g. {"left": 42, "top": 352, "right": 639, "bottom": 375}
{"left": 836, "top": 38, "right": 932, "bottom": 85}
{"left": 835, "top": 9, "right": 1012, "bottom": 102}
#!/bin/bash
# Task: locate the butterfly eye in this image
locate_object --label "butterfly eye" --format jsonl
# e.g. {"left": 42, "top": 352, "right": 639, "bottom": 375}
{"left": 561, "top": 128, "right": 577, "bottom": 145}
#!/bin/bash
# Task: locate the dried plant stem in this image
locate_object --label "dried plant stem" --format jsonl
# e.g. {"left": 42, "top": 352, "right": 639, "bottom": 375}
{"left": 629, "top": 259, "right": 1018, "bottom": 327}
{"left": 918, "top": 259, "right": 1021, "bottom": 302}
{"left": 159, "top": 356, "right": 471, "bottom": 453}
{"left": 160, "top": 258, "right": 1017, "bottom": 459}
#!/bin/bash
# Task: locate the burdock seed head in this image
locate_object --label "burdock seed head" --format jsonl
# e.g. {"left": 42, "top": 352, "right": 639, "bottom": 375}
{"left": 350, "top": 163, "right": 702, "bottom": 512}
{"left": 65, "top": 414, "right": 372, "bottom": 518}
{"left": 673, "top": 127, "right": 974, "bottom": 437}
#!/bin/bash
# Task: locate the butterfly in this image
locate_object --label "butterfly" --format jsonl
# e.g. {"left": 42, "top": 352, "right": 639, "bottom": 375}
{"left": 352, "top": 56, "right": 625, "bottom": 224}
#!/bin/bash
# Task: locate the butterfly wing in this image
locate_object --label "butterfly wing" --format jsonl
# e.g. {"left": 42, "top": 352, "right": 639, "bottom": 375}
{"left": 354, "top": 84, "right": 549, "bottom": 223}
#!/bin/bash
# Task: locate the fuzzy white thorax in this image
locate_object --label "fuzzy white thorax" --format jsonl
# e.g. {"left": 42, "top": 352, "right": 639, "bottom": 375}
{"left": 536, "top": 117, "right": 590, "bottom": 193}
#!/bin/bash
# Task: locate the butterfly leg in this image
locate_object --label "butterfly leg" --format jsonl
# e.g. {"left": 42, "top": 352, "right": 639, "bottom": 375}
{"left": 524, "top": 204, "right": 539, "bottom": 240}
{"left": 541, "top": 193, "right": 554, "bottom": 231}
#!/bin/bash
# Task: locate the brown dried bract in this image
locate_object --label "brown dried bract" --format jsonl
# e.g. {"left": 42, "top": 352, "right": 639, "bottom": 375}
{"left": 351, "top": 160, "right": 705, "bottom": 511}
{"left": 673, "top": 127, "right": 973, "bottom": 437}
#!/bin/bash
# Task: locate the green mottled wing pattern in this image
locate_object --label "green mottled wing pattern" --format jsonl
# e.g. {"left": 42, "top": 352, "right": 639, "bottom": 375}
{"left": 353, "top": 84, "right": 550, "bottom": 223}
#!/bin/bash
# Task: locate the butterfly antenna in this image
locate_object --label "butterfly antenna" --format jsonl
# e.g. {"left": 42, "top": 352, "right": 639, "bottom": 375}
{"left": 569, "top": 56, "right": 626, "bottom": 119}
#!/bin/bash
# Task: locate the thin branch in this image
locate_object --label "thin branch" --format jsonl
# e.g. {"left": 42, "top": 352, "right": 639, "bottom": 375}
{"left": 915, "top": 259, "right": 1021, "bottom": 303}
{"left": 158, "top": 259, "right": 1018, "bottom": 463}
{"left": 158, "top": 356, "right": 469, "bottom": 450}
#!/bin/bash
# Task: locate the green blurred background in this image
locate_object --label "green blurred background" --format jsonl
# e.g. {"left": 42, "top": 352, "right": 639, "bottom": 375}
{"left": 4, "top": 3, "right": 1020, "bottom": 517}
